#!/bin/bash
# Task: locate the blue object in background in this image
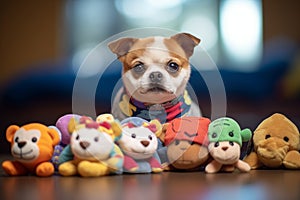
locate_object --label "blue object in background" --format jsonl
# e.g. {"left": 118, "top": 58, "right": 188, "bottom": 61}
{"left": 0, "top": 56, "right": 290, "bottom": 110}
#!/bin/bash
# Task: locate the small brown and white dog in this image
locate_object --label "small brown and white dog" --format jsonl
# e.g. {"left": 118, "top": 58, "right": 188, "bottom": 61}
{"left": 108, "top": 33, "right": 201, "bottom": 123}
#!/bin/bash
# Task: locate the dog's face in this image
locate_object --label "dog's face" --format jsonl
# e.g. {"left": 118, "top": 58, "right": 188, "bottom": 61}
{"left": 109, "top": 33, "right": 200, "bottom": 104}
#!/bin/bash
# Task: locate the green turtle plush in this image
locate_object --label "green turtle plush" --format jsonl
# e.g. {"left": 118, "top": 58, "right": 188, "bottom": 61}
{"left": 205, "top": 117, "right": 252, "bottom": 173}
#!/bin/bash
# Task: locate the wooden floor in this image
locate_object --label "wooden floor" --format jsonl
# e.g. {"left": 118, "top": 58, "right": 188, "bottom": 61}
{"left": 1, "top": 155, "right": 300, "bottom": 200}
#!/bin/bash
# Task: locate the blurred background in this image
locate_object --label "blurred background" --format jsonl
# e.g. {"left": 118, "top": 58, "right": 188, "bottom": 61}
{"left": 0, "top": 0, "right": 300, "bottom": 154}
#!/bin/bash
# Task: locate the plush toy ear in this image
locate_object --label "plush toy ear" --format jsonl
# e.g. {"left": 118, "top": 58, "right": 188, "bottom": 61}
{"left": 111, "top": 121, "right": 122, "bottom": 138}
{"left": 96, "top": 113, "right": 115, "bottom": 123}
{"left": 47, "top": 127, "right": 61, "bottom": 146}
{"left": 6, "top": 125, "right": 20, "bottom": 143}
{"left": 108, "top": 37, "right": 138, "bottom": 58}
{"left": 241, "top": 128, "right": 252, "bottom": 142}
{"left": 150, "top": 119, "right": 162, "bottom": 135}
{"left": 157, "top": 123, "right": 169, "bottom": 142}
{"left": 68, "top": 117, "right": 77, "bottom": 134}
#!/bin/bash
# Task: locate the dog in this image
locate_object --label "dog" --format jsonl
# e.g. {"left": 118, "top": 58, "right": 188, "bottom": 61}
{"left": 108, "top": 32, "right": 201, "bottom": 123}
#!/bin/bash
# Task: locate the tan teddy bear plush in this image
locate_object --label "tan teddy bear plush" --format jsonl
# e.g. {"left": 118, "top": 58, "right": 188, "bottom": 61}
{"left": 244, "top": 113, "right": 300, "bottom": 169}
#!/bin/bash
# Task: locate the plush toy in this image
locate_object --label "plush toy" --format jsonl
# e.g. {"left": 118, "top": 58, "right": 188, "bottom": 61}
{"left": 244, "top": 113, "right": 300, "bottom": 169}
{"left": 55, "top": 114, "right": 81, "bottom": 145}
{"left": 118, "top": 117, "right": 163, "bottom": 173}
{"left": 157, "top": 116, "right": 211, "bottom": 171}
{"left": 58, "top": 116, "right": 124, "bottom": 177}
{"left": 205, "top": 117, "right": 252, "bottom": 173}
{"left": 2, "top": 123, "right": 60, "bottom": 176}
{"left": 50, "top": 113, "right": 81, "bottom": 170}
{"left": 96, "top": 113, "right": 116, "bottom": 123}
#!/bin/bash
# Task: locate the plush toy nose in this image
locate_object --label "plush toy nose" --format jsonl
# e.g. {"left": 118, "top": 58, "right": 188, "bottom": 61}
{"left": 17, "top": 141, "right": 27, "bottom": 149}
{"left": 141, "top": 140, "right": 150, "bottom": 147}
{"left": 222, "top": 146, "right": 228, "bottom": 151}
{"left": 80, "top": 141, "right": 90, "bottom": 150}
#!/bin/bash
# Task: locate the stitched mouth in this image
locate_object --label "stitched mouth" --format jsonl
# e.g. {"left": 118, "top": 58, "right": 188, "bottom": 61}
{"left": 13, "top": 149, "right": 35, "bottom": 160}
{"left": 13, "top": 149, "right": 33, "bottom": 156}
{"left": 124, "top": 148, "right": 153, "bottom": 156}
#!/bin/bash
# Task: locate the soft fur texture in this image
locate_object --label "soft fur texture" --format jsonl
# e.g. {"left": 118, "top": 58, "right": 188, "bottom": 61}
{"left": 205, "top": 117, "right": 252, "bottom": 173}
{"left": 118, "top": 117, "right": 163, "bottom": 173}
{"left": 2, "top": 123, "right": 60, "bottom": 176}
{"left": 244, "top": 113, "right": 300, "bottom": 169}
{"left": 157, "top": 116, "right": 210, "bottom": 171}
{"left": 58, "top": 116, "right": 124, "bottom": 177}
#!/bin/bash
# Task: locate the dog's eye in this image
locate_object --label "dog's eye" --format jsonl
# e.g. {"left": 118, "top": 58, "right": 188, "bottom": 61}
{"left": 148, "top": 135, "right": 153, "bottom": 140}
{"left": 131, "top": 133, "right": 136, "bottom": 138}
{"left": 76, "top": 135, "right": 80, "bottom": 140}
{"left": 229, "top": 141, "right": 234, "bottom": 146}
{"left": 133, "top": 63, "right": 145, "bottom": 74}
{"left": 283, "top": 136, "right": 289, "bottom": 142}
{"left": 94, "top": 137, "right": 99, "bottom": 142}
{"left": 166, "top": 62, "right": 179, "bottom": 73}
{"left": 15, "top": 137, "right": 19, "bottom": 143}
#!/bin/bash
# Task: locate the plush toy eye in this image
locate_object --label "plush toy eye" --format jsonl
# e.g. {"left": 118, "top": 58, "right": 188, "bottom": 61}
{"left": 229, "top": 141, "right": 234, "bottom": 146}
{"left": 229, "top": 131, "right": 234, "bottom": 137}
{"left": 283, "top": 136, "right": 289, "bottom": 142}
{"left": 15, "top": 137, "right": 19, "bottom": 143}
{"left": 265, "top": 134, "right": 271, "bottom": 139}
{"left": 212, "top": 133, "right": 218, "bottom": 138}
{"left": 31, "top": 137, "right": 37, "bottom": 143}
{"left": 76, "top": 135, "right": 80, "bottom": 140}
{"left": 94, "top": 137, "right": 99, "bottom": 142}
{"left": 131, "top": 133, "right": 136, "bottom": 138}
{"left": 175, "top": 140, "right": 180, "bottom": 146}
{"left": 214, "top": 142, "right": 219, "bottom": 147}
{"left": 148, "top": 135, "right": 153, "bottom": 140}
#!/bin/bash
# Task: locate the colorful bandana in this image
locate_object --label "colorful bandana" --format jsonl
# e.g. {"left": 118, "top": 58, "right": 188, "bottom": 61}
{"left": 118, "top": 90, "right": 192, "bottom": 123}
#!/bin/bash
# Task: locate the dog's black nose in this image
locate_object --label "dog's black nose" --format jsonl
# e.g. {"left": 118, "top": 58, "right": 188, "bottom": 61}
{"left": 149, "top": 71, "right": 163, "bottom": 83}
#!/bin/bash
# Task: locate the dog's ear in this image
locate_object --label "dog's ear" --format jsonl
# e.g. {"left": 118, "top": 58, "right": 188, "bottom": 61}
{"left": 108, "top": 37, "right": 138, "bottom": 58}
{"left": 171, "top": 33, "right": 200, "bottom": 57}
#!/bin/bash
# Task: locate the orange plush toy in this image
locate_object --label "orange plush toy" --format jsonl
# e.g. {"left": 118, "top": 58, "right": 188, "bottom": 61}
{"left": 244, "top": 113, "right": 300, "bottom": 169}
{"left": 2, "top": 123, "right": 60, "bottom": 176}
{"left": 157, "top": 116, "right": 211, "bottom": 171}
